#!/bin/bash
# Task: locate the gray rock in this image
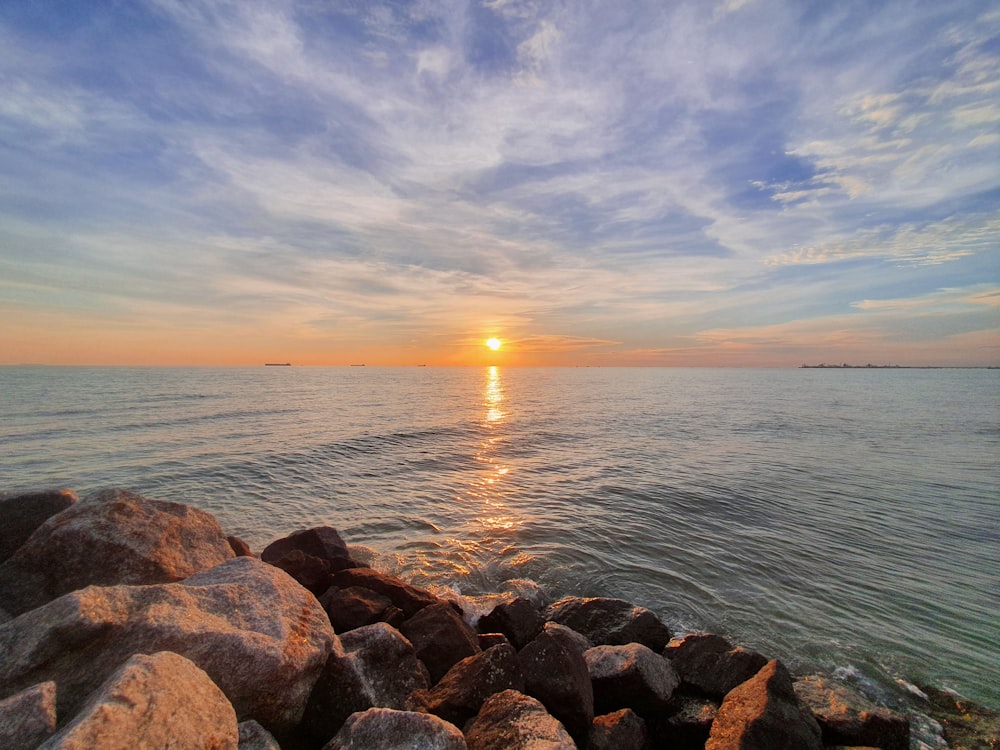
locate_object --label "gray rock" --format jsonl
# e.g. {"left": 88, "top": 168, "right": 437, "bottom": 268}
{"left": 301, "top": 622, "right": 431, "bottom": 742}
{"left": 0, "top": 489, "right": 77, "bottom": 564}
{"left": 238, "top": 719, "right": 282, "bottom": 750}
{"left": 464, "top": 690, "right": 576, "bottom": 750}
{"left": 0, "top": 488, "right": 233, "bottom": 615}
{"left": 517, "top": 625, "right": 593, "bottom": 743}
{"left": 0, "top": 681, "right": 57, "bottom": 750}
{"left": 794, "top": 675, "right": 910, "bottom": 750}
{"left": 585, "top": 642, "right": 680, "bottom": 715}
{"left": 664, "top": 633, "right": 768, "bottom": 698}
{"left": 706, "top": 660, "right": 822, "bottom": 750}
{"left": 323, "top": 708, "right": 466, "bottom": 750}
{"left": 399, "top": 601, "right": 481, "bottom": 683}
{"left": 0, "top": 556, "right": 335, "bottom": 734}
{"left": 38, "top": 651, "right": 238, "bottom": 750}
{"left": 544, "top": 596, "right": 671, "bottom": 651}
{"left": 589, "top": 708, "right": 647, "bottom": 750}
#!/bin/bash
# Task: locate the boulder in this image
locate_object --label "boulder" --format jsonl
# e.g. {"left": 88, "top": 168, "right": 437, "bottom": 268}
{"left": 705, "top": 660, "right": 822, "bottom": 750}
{"left": 919, "top": 684, "right": 1000, "bottom": 750}
{"left": 478, "top": 598, "right": 544, "bottom": 650}
{"left": 585, "top": 643, "right": 680, "bottom": 716}
{"left": 399, "top": 602, "right": 481, "bottom": 683}
{"left": 544, "top": 597, "right": 671, "bottom": 651}
{"left": 647, "top": 694, "right": 718, "bottom": 750}
{"left": 227, "top": 536, "right": 254, "bottom": 557}
{"left": 407, "top": 644, "right": 524, "bottom": 727}
{"left": 543, "top": 621, "right": 594, "bottom": 651}
{"left": 301, "top": 622, "right": 431, "bottom": 742}
{"left": 0, "top": 681, "right": 57, "bottom": 750}
{"left": 237, "top": 720, "right": 281, "bottom": 750}
{"left": 261, "top": 526, "right": 352, "bottom": 567}
{"left": 38, "top": 651, "right": 238, "bottom": 749}
{"left": 0, "top": 489, "right": 234, "bottom": 615}
{"left": 517, "top": 625, "right": 593, "bottom": 742}
{"left": 266, "top": 549, "right": 334, "bottom": 595}
{"left": 464, "top": 690, "right": 576, "bottom": 750}
{"left": 794, "top": 675, "right": 910, "bottom": 750}
{"left": 0, "top": 489, "right": 77, "bottom": 564}
{"left": 320, "top": 585, "right": 404, "bottom": 632}
{"left": 477, "top": 633, "right": 512, "bottom": 650}
{"left": 323, "top": 708, "right": 466, "bottom": 750}
{"left": 589, "top": 708, "right": 647, "bottom": 750}
{"left": 664, "top": 633, "right": 768, "bottom": 698}
{"left": 330, "top": 567, "right": 439, "bottom": 617}
{"left": 0, "top": 556, "right": 335, "bottom": 734}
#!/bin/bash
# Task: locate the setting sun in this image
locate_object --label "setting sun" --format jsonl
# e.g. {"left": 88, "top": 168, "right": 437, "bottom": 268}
{"left": 486, "top": 338, "right": 502, "bottom": 351}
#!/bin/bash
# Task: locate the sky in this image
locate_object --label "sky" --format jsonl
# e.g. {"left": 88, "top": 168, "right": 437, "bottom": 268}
{"left": 1, "top": 0, "right": 998, "bottom": 367}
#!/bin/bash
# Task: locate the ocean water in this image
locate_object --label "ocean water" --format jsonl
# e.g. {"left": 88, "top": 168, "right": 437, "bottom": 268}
{"left": 2, "top": 365, "right": 998, "bottom": 720}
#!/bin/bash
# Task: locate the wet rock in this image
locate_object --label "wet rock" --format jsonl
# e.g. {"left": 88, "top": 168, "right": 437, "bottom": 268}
{"left": 400, "top": 602, "right": 481, "bottom": 683}
{"left": 517, "top": 625, "right": 593, "bottom": 743}
{"left": 589, "top": 708, "right": 647, "bottom": 750}
{"left": 330, "top": 567, "right": 439, "bottom": 617}
{"left": 647, "top": 694, "right": 718, "bottom": 750}
{"left": 543, "top": 621, "right": 594, "bottom": 651}
{"left": 266, "top": 549, "right": 334, "bottom": 595}
{"left": 0, "top": 556, "right": 335, "bottom": 734}
{"left": 478, "top": 598, "right": 545, "bottom": 650}
{"left": 0, "top": 489, "right": 77, "bottom": 564}
{"left": 794, "top": 675, "right": 910, "bottom": 750}
{"left": 918, "top": 684, "right": 999, "bottom": 750}
{"left": 0, "top": 681, "right": 57, "bottom": 750}
{"left": 301, "top": 622, "right": 430, "bottom": 742}
{"left": 464, "top": 690, "right": 576, "bottom": 750}
{"left": 544, "top": 596, "right": 672, "bottom": 651}
{"left": 261, "top": 526, "right": 352, "bottom": 567}
{"left": 0, "top": 488, "right": 233, "bottom": 615}
{"left": 408, "top": 643, "right": 524, "bottom": 727}
{"left": 227, "top": 535, "right": 254, "bottom": 557}
{"left": 320, "top": 585, "right": 404, "bottom": 632}
{"left": 585, "top": 642, "right": 680, "bottom": 716}
{"left": 664, "top": 633, "right": 768, "bottom": 698}
{"left": 237, "top": 720, "right": 281, "bottom": 750}
{"left": 477, "top": 633, "right": 512, "bottom": 650}
{"left": 323, "top": 708, "right": 466, "bottom": 750}
{"left": 39, "top": 651, "right": 238, "bottom": 750}
{"left": 705, "top": 659, "right": 822, "bottom": 750}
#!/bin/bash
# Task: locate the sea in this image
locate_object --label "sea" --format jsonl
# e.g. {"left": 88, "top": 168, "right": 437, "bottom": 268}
{"left": 1, "top": 365, "right": 997, "bottom": 738}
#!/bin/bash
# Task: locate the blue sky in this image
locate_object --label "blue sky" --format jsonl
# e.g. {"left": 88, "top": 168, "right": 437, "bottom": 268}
{"left": 1, "top": 0, "right": 997, "bottom": 365}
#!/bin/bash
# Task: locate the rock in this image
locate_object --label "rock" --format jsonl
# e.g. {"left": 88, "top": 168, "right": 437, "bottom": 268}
{"left": 517, "top": 625, "right": 593, "bottom": 743}
{"left": 705, "top": 659, "right": 822, "bottom": 750}
{"left": 543, "top": 621, "right": 594, "bottom": 651}
{"left": 0, "top": 681, "right": 57, "bottom": 750}
{"left": 464, "top": 690, "right": 576, "bottom": 750}
{"left": 261, "top": 526, "right": 352, "bottom": 567}
{"left": 301, "top": 622, "right": 431, "bottom": 742}
{"left": 0, "top": 488, "right": 234, "bottom": 615}
{"left": 589, "top": 708, "right": 647, "bottom": 750}
{"left": 399, "top": 602, "right": 481, "bottom": 683}
{"left": 228, "top": 536, "right": 254, "bottom": 557}
{"left": 330, "top": 567, "right": 439, "bottom": 618}
{"left": 267, "top": 549, "right": 334, "bottom": 595}
{"left": 38, "top": 651, "right": 238, "bottom": 749}
{"left": 664, "top": 633, "right": 768, "bottom": 698}
{"left": 0, "top": 556, "right": 335, "bottom": 734}
{"left": 477, "top": 633, "right": 512, "bottom": 650}
{"left": 648, "top": 694, "right": 718, "bottom": 750}
{"left": 544, "top": 596, "right": 671, "bottom": 651}
{"left": 238, "top": 720, "right": 281, "bottom": 750}
{"left": 919, "top": 684, "right": 1000, "bottom": 750}
{"left": 321, "top": 585, "right": 404, "bottom": 632}
{"left": 0, "top": 489, "right": 77, "bottom": 564}
{"left": 323, "top": 708, "right": 466, "bottom": 750}
{"left": 408, "top": 644, "right": 525, "bottom": 727}
{"left": 585, "top": 642, "right": 679, "bottom": 716}
{"left": 794, "top": 675, "right": 910, "bottom": 750}
{"left": 478, "top": 598, "right": 544, "bottom": 650}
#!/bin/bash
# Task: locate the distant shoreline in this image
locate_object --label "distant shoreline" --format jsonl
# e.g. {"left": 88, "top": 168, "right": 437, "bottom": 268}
{"left": 800, "top": 364, "right": 999, "bottom": 369}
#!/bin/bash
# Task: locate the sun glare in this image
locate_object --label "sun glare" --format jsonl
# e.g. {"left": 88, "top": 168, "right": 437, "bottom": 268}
{"left": 486, "top": 337, "right": 502, "bottom": 351}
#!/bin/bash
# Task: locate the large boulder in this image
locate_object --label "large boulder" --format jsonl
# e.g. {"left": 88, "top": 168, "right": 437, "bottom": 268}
{"left": 0, "top": 681, "right": 57, "bottom": 750}
{"left": 517, "top": 625, "right": 593, "bottom": 743}
{"left": 399, "top": 602, "right": 481, "bottom": 683}
{"left": 261, "top": 526, "right": 351, "bottom": 566}
{"left": 408, "top": 644, "right": 525, "bottom": 727}
{"left": 0, "top": 489, "right": 233, "bottom": 615}
{"left": 301, "top": 622, "right": 430, "bottom": 743}
{"left": 648, "top": 694, "right": 719, "bottom": 750}
{"left": 330, "top": 567, "right": 439, "bottom": 617}
{"left": 543, "top": 597, "right": 672, "bottom": 651}
{"left": 321, "top": 585, "right": 404, "bottom": 632}
{"left": 585, "top": 643, "right": 680, "bottom": 716}
{"left": 478, "top": 598, "right": 544, "bottom": 650}
{"left": 323, "top": 708, "right": 466, "bottom": 750}
{"left": 705, "top": 660, "right": 822, "bottom": 750}
{"left": 38, "top": 651, "right": 238, "bottom": 749}
{"left": 794, "top": 675, "right": 910, "bottom": 750}
{"left": 0, "top": 490, "right": 77, "bottom": 564}
{"left": 590, "top": 708, "right": 647, "bottom": 750}
{"left": 664, "top": 633, "right": 768, "bottom": 698}
{"left": 0, "top": 556, "right": 335, "bottom": 734}
{"left": 464, "top": 690, "right": 576, "bottom": 750}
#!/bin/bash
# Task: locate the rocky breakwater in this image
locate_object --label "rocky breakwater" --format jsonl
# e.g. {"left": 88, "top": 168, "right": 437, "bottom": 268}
{"left": 0, "top": 487, "right": 968, "bottom": 749}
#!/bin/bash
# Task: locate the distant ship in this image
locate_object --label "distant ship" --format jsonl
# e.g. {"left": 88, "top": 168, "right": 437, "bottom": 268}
{"left": 265, "top": 363, "right": 291, "bottom": 366}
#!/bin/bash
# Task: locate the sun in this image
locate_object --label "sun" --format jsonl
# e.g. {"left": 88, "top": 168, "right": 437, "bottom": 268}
{"left": 485, "top": 337, "right": 502, "bottom": 351}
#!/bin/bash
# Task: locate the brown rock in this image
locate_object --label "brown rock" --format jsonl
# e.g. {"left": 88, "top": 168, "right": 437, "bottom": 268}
{"left": 478, "top": 598, "right": 544, "bottom": 650}
{"left": 794, "top": 675, "right": 910, "bottom": 750}
{"left": 517, "top": 626, "right": 594, "bottom": 743}
{"left": 477, "top": 633, "right": 512, "bottom": 650}
{"left": 237, "top": 720, "right": 281, "bottom": 750}
{"left": 589, "top": 708, "right": 647, "bottom": 750}
{"left": 919, "top": 684, "right": 1000, "bottom": 750}
{"left": 261, "top": 526, "right": 351, "bottom": 566}
{"left": 0, "top": 681, "right": 57, "bottom": 750}
{"left": 38, "top": 651, "right": 238, "bottom": 750}
{"left": 227, "top": 535, "right": 254, "bottom": 557}
{"left": 330, "top": 567, "right": 439, "bottom": 617}
{"left": 585, "top": 643, "right": 680, "bottom": 716}
{"left": 0, "top": 489, "right": 77, "bottom": 564}
{"left": 706, "top": 660, "right": 822, "bottom": 750}
{"left": 0, "top": 489, "right": 234, "bottom": 615}
{"left": 664, "top": 633, "right": 768, "bottom": 698}
{"left": 544, "top": 596, "right": 671, "bottom": 651}
{"left": 320, "top": 585, "right": 403, "bottom": 632}
{"left": 648, "top": 694, "right": 718, "bottom": 750}
{"left": 400, "top": 602, "right": 481, "bottom": 683}
{"left": 323, "top": 708, "right": 466, "bottom": 750}
{"left": 266, "top": 549, "right": 333, "bottom": 595}
{"left": 464, "top": 690, "right": 576, "bottom": 750}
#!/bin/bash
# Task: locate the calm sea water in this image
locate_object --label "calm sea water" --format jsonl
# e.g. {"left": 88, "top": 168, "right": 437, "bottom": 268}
{"left": 2, "top": 366, "right": 998, "bottom": 720}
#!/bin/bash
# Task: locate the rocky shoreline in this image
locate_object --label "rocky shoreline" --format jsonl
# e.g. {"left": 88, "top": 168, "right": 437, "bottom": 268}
{"left": 0, "top": 488, "right": 993, "bottom": 749}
